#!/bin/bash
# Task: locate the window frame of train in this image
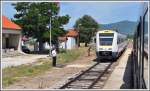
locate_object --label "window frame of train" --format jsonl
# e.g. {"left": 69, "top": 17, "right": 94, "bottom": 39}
{"left": 99, "top": 37, "right": 113, "bottom": 46}
{"left": 133, "top": 6, "right": 148, "bottom": 89}
{"left": 139, "top": 7, "right": 148, "bottom": 89}
{"left": 137, "top": 19, "right": 142, "bottom": 89}
{"left": 133, "top": 24, "right": 139, "bottom": 89}
{"left": 99, "top": 33, "right": 114, "bottom": 37}
{"left": 142, "top": 7, "right": 148, "bottom": 89}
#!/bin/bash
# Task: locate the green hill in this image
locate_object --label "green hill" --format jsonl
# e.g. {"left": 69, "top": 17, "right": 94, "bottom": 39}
{"left": 99, "top": 20, "right": 138, "bottom": 35}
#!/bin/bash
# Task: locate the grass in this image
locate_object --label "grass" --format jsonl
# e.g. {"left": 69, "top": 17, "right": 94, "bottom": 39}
{"left": 2, "top": 60, "right": 51, "bottom": 88}
{"left": 2, "top": 47, "right": 86, "bottom": 88}
{"left": 58, "top": 48, "right": 85, "bottom": 64}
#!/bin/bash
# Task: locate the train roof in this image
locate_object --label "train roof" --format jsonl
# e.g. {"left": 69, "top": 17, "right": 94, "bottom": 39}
{"left": 97, "top": 30, "right": 114, "bottom": 33}
{"left": 97, "top": 29, "right": 127, "bottom": 36}
{"left": 97, "top": 29, "right": 123, "bottom": 34}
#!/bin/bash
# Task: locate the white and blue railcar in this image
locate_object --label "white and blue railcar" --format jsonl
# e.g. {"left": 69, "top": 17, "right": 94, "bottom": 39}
{"left": 96, "top": 30, "right": 127, "bottom": 60}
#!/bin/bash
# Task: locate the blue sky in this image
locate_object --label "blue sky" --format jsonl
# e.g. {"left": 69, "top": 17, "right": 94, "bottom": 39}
{"left": 2, "top": 2, "right": 145, "bottom": 29}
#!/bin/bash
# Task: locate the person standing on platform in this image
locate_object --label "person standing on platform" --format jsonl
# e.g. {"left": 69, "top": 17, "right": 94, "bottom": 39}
{"left": 51, "top": 46, "right": 57, "bottom": 67}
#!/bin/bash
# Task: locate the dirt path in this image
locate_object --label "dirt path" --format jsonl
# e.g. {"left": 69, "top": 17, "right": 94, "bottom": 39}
{"left": 2, "top": 54, "right": 48, "bottom": 69}
{"left": 5, "top": 48, "right": 96, "bottom": 89}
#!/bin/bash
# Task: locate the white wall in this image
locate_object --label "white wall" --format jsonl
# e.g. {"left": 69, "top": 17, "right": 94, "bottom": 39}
{"left": 17, "top": 35, "right": 22, "bottom": 52}
{"left": 44, "top": 42, "right": 50, "bottom": 50}
{"left": 59, "top": 37, "right": 76, "bottom": 49}
{"left": 59, "top": 42, "right": 66, "bottom": 49}
{"left": 66, "top": 37, "right": 76, "bottom": 49}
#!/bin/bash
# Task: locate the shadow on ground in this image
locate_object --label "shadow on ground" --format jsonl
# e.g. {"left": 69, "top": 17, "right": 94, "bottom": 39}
{"left": 29, "top": 50, "right": 49, "bottom": 55}
{"left": 92, "top": 58, "right": 116, "bottom": 63}
{"left": 55, "top": 64, "right": 66, "bottom": 68}
{"left": 120, "top": 54, "right": 133, "bottom": 89}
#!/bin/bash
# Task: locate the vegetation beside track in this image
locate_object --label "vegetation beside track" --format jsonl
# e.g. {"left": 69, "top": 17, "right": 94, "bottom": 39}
{"left": 2, "top": 47, "right": 87, "bottom": 88}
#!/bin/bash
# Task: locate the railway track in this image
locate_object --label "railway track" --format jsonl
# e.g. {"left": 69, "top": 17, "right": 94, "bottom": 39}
{"left": 59, "top": 61, "right": 115, "bottom": 89}
{"left": 59, "top": 44, "right": 127, "bottom": 89}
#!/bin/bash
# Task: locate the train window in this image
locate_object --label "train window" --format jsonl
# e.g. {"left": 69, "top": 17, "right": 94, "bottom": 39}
{"left": 117, "top": 37, "right": 124, "bottom": 44}
{"left": 99, "top": 38, "right": 113, "bottom": 45}
{"left": 99, "top": 33, "right": 114, "bottom": 37}
{"left": 117, "top": 38, "right": 120, "bottom": 44}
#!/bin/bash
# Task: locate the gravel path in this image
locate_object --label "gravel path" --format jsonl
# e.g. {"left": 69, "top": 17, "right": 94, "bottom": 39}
{"left": 2, "top": 54, "right": 48, "bottom": 69}
{"left": 5, "top": 49, "right": 96, "bottom": 89}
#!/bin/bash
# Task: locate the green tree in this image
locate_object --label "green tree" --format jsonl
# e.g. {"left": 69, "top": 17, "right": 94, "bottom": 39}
{"left": 74, "top": 15, "right": 98, "bottom": 47}
{"left": 12, "top": 2, "right": 70, "bottom": 51}
{"left": 127, "top": 34, "right": 133, "bottom": 39}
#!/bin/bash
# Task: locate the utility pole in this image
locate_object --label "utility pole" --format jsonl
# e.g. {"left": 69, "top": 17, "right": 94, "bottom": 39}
{"left": 77, "top": 24, "right": 82, "bottom": 47}
{"left": 48, "top": 9, "right": 52, "bottom": 56}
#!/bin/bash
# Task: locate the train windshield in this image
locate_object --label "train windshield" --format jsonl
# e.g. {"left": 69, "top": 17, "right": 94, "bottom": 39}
{"left": 99, "top": 38, "right": 113, "bottom": 45}
{"left": 99, "top": 33, "right": 114, "bottom": 37}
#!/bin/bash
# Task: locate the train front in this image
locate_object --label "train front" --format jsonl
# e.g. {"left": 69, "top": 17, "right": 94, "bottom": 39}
{"left": 96, "top": 30, "right": 116, "bottom": 60}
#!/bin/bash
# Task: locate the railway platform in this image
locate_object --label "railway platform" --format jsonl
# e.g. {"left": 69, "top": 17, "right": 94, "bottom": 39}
{"left": 103, "top": 48, "right": 133, "bottom": 89}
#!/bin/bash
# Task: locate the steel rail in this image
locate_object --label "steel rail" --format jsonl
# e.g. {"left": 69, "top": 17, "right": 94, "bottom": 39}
{"left": 88, "top": 62, "right": 113, "bottom": 89}
{"left": 59, "top": 62, "right": 100, "bottom": 89}
{"left": 60, "top": 62, "right": 112, "bottom": 89}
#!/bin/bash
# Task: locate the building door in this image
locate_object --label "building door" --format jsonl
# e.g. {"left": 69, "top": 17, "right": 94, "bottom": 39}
{"left": 6, "top": 37, "right": 9, "bottom": 48}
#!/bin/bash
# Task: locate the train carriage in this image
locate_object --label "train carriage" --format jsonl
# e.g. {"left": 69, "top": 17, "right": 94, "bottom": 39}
{"left": 132, "top": 2, "right": 148, "bottom": 89}
{"left": 96, "top": 30, "right": 127, "bottom": 60}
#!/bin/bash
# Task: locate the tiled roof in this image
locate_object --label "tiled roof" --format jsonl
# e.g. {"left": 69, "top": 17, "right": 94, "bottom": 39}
{"left": 66, "top": 28, "right": 78, "bottom": 37}
{"left": 2, "top": 15, "right": 21, "bottom": 30}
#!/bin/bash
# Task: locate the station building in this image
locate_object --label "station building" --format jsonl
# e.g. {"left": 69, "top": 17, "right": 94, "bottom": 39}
{"left": 58, "top": 28, "right": 78, "bottom": 49}
{"left": 2, "top": 15, "right": 22, "bottom": 52}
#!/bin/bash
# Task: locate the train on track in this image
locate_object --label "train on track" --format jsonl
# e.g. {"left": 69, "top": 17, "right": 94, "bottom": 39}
{"left": 96, "top": 30, "right": 128, "bottom": 60}
{"left": 132, "top": 2, "right": 148, "bottom": 89}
